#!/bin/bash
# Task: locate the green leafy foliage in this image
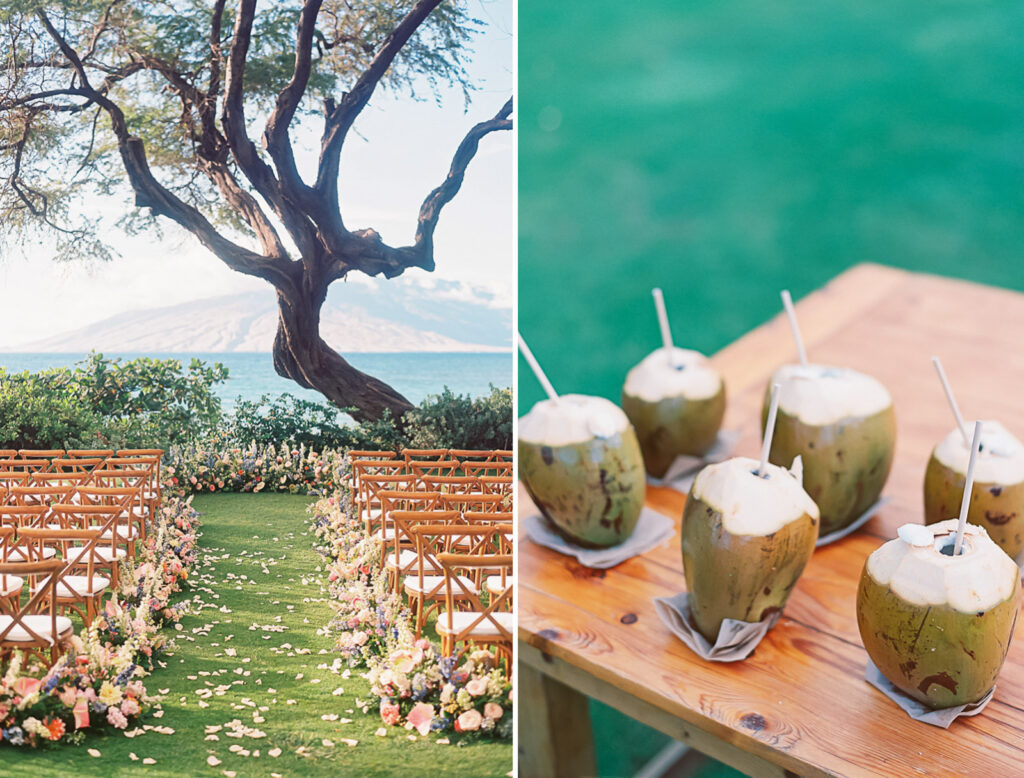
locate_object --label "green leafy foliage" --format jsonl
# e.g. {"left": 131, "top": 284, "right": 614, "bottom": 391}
{"left": 0, "top": 352, "right": 229, "bottom": 449}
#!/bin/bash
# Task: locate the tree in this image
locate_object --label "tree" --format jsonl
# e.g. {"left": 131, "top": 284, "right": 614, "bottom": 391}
{"left": 0, "top": 0, "right": 512, "bottom": 421}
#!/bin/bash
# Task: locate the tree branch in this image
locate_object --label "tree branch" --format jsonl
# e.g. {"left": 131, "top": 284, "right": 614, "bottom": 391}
{"left": 35, "top": 8, "right": 294, "bottom": 288}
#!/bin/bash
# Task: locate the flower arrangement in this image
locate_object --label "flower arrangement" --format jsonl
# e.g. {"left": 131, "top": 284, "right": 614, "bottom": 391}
{"left": 165, "top": 441, "right": 346, "bottom": 496}
{"left": 368, "top": 642, "right": 512, "bottom": 739}
{"left": 0, "top": 495, "right": 200, "bottom": 748}
{"left": 310, "top": 480, "right": 512, "bottom": 740}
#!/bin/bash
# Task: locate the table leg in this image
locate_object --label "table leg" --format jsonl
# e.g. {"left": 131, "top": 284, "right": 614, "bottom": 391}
{"left": 518, "top": 662, "right": 598, "bottom": 778}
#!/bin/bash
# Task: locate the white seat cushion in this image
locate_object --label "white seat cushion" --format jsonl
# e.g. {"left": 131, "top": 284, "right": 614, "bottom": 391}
{"left": 8, "top": 547, "right": 56, "bottom": 562}
{"left": 0, "top": 575, "right": 23, "bottom": 597}
{"left": 403, "top": 575, "right": 477, "bottom": 596}
{"left": 485, "top": 576, "right": 511, "bottom": 596}
{"left": 100, "top": 525, "right": 138, "bottom": 541}
{"left": 435, "top": 610, "right": 513, "bottom": 638}
{"left": 68, "top": 545, "right": 125, "bottom": 562}
{"left": 0, "top": 614, "right": 73, "bottom": 643}
{"left": 371, "top": 527, "right": 396, "bottom": 542}
{"left": 385, "top": 549, "right": 438, "bottom": 573}
{"left": 32, "top": 574, "right": 109, "bottom": 599}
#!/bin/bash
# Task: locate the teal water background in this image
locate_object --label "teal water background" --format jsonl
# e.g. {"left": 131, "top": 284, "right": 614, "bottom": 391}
{"left": 0, "top": 352, "right": 511, "bottom": 408}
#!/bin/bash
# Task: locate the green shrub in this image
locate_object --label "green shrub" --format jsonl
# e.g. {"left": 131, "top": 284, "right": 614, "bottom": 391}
{"left": 404, "top": 386, "right": 512, "bottom": 450}
{"left": 228, "top": 393, "right": 353, "bottom": 450}
{"left": 0, "top": 353, "right": 229, "bottom": 450}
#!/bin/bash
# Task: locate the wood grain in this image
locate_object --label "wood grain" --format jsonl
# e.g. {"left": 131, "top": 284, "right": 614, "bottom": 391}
{"left": 518, "top": 264, "right": 1024, "bottom": 777}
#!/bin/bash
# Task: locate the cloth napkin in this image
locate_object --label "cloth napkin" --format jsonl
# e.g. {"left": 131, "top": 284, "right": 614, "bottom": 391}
{"left": 864, "top": 659, "right": 994, "bottom": 728}
{"left": 646, "top": 430, "right": 740, "bottom": 492}
{"left": 816, "top": 496, "right": 891, "bottom": 547}
{"left": 523, "top": 507, "right": 675, "bottom": 569}
{"left": 653, "top": 591, "right": 780, "bottom": 662}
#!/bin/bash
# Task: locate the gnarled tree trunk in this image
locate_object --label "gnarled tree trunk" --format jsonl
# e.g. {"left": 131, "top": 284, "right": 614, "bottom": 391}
{"left": 272, "top": 278, "right": 414, "bottom": 423}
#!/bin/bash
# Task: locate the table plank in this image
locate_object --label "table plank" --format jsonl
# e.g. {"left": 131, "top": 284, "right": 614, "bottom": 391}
{"left": 518, "top": 263, "right": 1024, "bottom": 777}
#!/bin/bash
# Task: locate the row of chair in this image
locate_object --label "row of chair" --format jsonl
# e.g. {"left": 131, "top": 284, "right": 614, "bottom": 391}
{"left": 342, "top": 450, "right": 514, "bottom": 666}
{"left": 0, "top": 449, "right": 163, "bottom": 666}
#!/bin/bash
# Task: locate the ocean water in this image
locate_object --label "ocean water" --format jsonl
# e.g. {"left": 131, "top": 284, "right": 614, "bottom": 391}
{"left": 0, "top": 352, "right": 511, "bottom": 409}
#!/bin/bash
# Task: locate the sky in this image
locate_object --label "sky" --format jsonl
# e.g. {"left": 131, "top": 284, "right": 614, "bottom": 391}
{"left": 0, "top": 0, "right": 513, "bottom": 347}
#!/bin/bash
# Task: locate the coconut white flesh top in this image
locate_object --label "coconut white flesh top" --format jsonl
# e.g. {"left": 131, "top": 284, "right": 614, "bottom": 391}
{"left": 771, "top": 363, "right": 892, "bottom": 426}
{"left": 519, "top": 394, "right": 630, "bottom": 447}
{"left": 691, "top": 456, "right": 819, "bottom": 537}
{"left": 933, "top": 420, "right": 1024, "bottom": 485}
{"left": 623, "top": 347, "right": 722, "bottom": 403}
{"left": 867, "top": 519, "right": 1018, "bottom": 613}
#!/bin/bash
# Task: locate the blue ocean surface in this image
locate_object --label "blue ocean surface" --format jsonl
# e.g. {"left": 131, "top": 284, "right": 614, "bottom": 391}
{"left": 0, "top": 352, "right": 511, "bottom": 409}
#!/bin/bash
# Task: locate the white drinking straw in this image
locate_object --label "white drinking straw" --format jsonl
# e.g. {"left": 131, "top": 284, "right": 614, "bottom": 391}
{"left": 931, "top": 356, "right": 970, "bottom": 448}
{"left": 759, "top": 383, "right": 781, "bottom": 477}
{"left": 780, "top": 290, "right": 808, "bottom": 366}
{"left": 954, "top": 420, "right": 983, "bottom": 555}
{"left": 518, "top": 333, "right": 559, "bottom": 403}
{"left": 651, "top": 288, "right": 679, "bottom": 367}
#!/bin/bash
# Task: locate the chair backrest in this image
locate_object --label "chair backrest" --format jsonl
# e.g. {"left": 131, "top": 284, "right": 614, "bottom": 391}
{"left": 50, "top": 457, "right": 105, "bottom": 474}
{"left": 409, "top": 460, "right": 461, "bottom": 480}
{"left": 18, "top": 449, "right": 64, "bottom": 460}
{"left": 66, "top": 449, "right": 114, "bottom": 459}
{"left": 478, "top": 476, "right": 513, "bottom": 496}
{"left": 420, "top": 475, "right": 482, "bottom": 495}
{"left": 464, "top": 511, "right": 514, "bottom": 528}
{"left": 27, "top": 472, "right": 90, "bottom": 489}
{"left": 492, "top": 450, "right": 513, "bottom": 462}
{"left": 357, "top": 474, "right": 418, "bottom": 524}
{"left": 462, "top": 461, "right": 513, "bottom": 479}
{"left": 440, "top": 493, "right": 505, "bottom": 514}
{"left": 88, "top": 467, "right": 150, "bottom": 490}
{"left": 401, "top": 449, "right": 449, "bottom": 464}
{"left": 18, "top": 527, "right": 103, "bottom": 581}
{"left": 0, "top": 473, "right": 28, "bottom": 488}
{"left": 48, "top": 504, "right": 125, "bottom": 546}
{"left": 7, "top": 485, "right": 75, "bottom": 508}
{"left": 0, "top": 506, "right": 49, "bottom": 530}
{"left": 408, "top": 524, "right": 508, "bottom": 598}
{"left": 448, "top": 449, "right": 495, "bottom": 463}
{"left": 389, "top": 511, "right": 462, "bottom": 582}
{"left": 346, "top": 451, "right": 397, "bottom": 488}
{"left": 0, "top": 459, "right": 51, "bottom": 473}
{"left": 437, "top": 552, "right": 513, "bottom": 642}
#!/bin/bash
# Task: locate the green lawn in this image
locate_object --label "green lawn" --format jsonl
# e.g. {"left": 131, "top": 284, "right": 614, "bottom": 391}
{"left": 2, "top": 493, "right": 511, "bottom": 777}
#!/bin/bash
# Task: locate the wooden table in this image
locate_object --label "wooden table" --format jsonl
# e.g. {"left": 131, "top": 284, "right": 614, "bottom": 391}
{"left": 518, "top": 264, "right": 1024, "bottom": 778}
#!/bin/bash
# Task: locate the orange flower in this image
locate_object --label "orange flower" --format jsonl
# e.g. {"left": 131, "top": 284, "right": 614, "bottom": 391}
{"left": 45, "top": 717, "right": 66, "bottom": 740}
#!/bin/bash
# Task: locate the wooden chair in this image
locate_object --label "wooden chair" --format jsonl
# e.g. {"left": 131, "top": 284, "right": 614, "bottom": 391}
{"left": 49, "top": 457, "right": 105, "bottom": 474}
{"left": 114, "top": 450, "right": 163, "bottom": 507}
{"left": 370, "top": 490, "right": 442, "bottom": 542}
{"left": 346, "top": 450, "right": 397, "bottom": 490}
{"left": 7, "top": 485, "right": 77, "bottom": 509}
{"left": 20, "top": 528, "right": 109, "bottom": 625}
{"left": 436, "top": 553, "right": 513, "bottom": 666}
{"left": 0, "top": 558, "right": 74, "bottom": 667}
{"left": 0, "top": 450, "right": 16, "bottom": 459}
{"left": 27, "top": 472, "right": 91, "bottom": 492}
{"left": 406, "top": 524, "right": 509, "bottom": 638}
{"left": 385, "top": 510, "right": 461, "bottom": 592}
{"left": 0, "top": 473, "right": 28, "bottom": 491}
{"left": 492, "top": 450, "right": 514, "bottom": 462}
{"left": 0, "top": 507, "right": 56, "bottom": 562}
{"left": 357, "top": 472, "right": 417, "bottom": 528}
{"left": 420, "top": 475, "right": 482, "bottom": 495}
{"left": 75, "top": 487, "right": 143, "bottom": 552}
{"left": 48, "top": 504, "right": 128, "bottom": 588}
{"left": 0, "top": 527, "right": 23, "bottom": 614}
{"left": 18, "top": 449, "right": 64, "bottom": 463}
{"left": 0, "top": 459, "right": 51, "bottom": 474}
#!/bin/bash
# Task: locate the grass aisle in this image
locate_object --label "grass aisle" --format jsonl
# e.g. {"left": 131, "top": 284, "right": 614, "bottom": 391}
{"left": 3, "top": 494, "right": 511, "bottom": 777}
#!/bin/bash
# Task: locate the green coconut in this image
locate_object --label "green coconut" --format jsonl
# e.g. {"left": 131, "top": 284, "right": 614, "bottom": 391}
{"left": 763, "top": 364, "right": 896, "bottom": 536}
{"left": 519, "top": 394, "right": 645, "bottom": 548}
{"left": 621, "top": 347, "right": 726, "bottom": 479}
{"left": 857, "top": 520, "right": 1021, "bottom": 709}
{"left": 924, "top": 421, "right": 1024, "bottom": 560}
{"left": 681, "top": 456, "right": 819, "bottom": 642}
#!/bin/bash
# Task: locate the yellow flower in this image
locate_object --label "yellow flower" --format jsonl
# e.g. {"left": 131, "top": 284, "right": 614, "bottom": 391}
{"left": 98, "top": 682, "right": 123, "bottom": 706}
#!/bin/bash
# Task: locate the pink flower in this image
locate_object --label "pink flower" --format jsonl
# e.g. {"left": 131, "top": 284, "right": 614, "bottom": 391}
{"left": 107, "top": 706, "right": 128, "bottom": 729}
{"left": 380, "top": 701, "right": 401, "bottom": 726}
{"left": 73, "top": 697, "right": 90, "bottom": 730}
{"left": 455, "top": 709, "right": 483, "bottom": 732}
{"left": 414, "top": 638, "right": 431, "bottom": 651}
{"left": 484, "top": 702, "right": 503, "bottom": 720}
{"left": 406, "top": 702, "right": 434, "bottom": 736}
{"left": 465, "top": 677, "right": 488, "bottom": 697}
{"left": 12, "top": 677, "right": 40, "bottom": 698}
{"left": 58, "top": 687, "right": 78, "bottom": 707}
{"left": 121, "top": 698, "right": 140, "bottom": 716}
{"left": 389, "top": 647, "right": 424, "bottom": 674}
